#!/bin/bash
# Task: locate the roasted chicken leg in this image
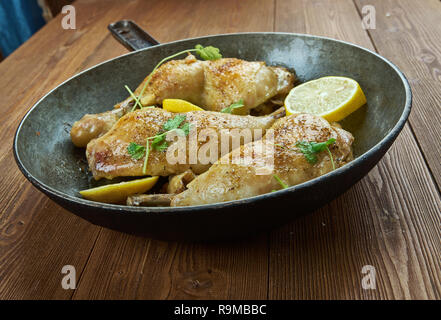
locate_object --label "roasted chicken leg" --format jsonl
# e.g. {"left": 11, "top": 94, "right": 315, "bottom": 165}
{"left": 171, "top": 113, "right": 354, "bottom": 206}
{"left": 86, "top": 107, "right": 285, "bottom": 180}
{"left": 71, "top": 54, "right": 295, "bottom": 147}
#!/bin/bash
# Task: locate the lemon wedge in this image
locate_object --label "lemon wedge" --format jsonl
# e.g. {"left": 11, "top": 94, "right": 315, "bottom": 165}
{"left": 162, "top": 99, "right": 204, "bottom": 112}
{"left": 79, "top": 176, "right": 159, "bottom": 204}
{"left": 284, "top": 76, "right": 366, "bottom": 122}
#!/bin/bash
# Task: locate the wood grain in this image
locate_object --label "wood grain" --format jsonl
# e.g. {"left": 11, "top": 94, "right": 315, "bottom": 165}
{"left": 73, "top": 232, "right": 269, "bottom": 300}
{"left": 0, "top": 0, "right": 132, "bottom": 299}
{"left": 0, "top": 0, "right": 439, "bottom": 300}
{"left": 355, "top": 0, "right": 441, "bottom": 188}
{"left": 270, "top": 0, "right": 441, "bottom": 299}
{"left": 0, "top": 184, "right": 99, "bottom": 299}
{"left": 71, "top": 0, "right": 275, "bottom": 300}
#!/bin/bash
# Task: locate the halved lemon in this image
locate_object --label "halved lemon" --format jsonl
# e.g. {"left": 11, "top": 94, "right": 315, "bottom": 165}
{"left": 162, "top": 99, "right": 204, "bottom": 112}
{"left": 284, "top": 76, "right": 367, "bottom": 122}
{"left": 79, "top": 176, "right": 159, "bottom": 204}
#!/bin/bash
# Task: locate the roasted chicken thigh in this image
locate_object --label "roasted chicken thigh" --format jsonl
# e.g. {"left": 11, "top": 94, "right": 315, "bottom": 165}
{"left": 171, "top": 113, "right": 354, "bottom": 206}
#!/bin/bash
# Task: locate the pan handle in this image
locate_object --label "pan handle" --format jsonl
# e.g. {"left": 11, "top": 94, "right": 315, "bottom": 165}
{"left": 108, "top": 20, "right": 160, "bottom": 51}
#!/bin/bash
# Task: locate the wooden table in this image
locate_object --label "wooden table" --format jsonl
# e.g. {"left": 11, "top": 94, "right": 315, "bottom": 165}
{"left": 0, "top": 0, "right": 439, "bottom": 300}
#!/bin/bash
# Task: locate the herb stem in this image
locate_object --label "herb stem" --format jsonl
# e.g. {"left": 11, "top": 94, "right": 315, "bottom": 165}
{"left": 326, "top": 146, "right": 335, "bottom": 170}
{"left": 141, "top": 126, "right": 186, "bottom": 174}
{"left": 273, "top": 174, "right": 289, "bottom": 189}
{"left": 124, "top": 85, "right": 142, "bottom": 111}
{"left": 142, "top": 138, "right": 150, "bottom": 174}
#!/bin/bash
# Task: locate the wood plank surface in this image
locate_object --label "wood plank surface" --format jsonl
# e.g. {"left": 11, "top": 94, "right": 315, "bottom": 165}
{"left": 0, "top": 0, "right": 439, "bottom": 300}
{"left": 270, "top": 0, "right": 441, "bottom": 299}
{"left": 0, "top": 0, "right": 132, "bottom": 299}
{"left": 355, "top": 0, "right": 441, "bottom": 188}
{"left": 71, "top": 0, "right": 275, "bottom": 300}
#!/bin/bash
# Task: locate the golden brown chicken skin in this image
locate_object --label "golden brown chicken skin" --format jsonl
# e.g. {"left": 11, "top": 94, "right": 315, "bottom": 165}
{"left": 171, "top": 114, "right": 354, "bottom": 207}
{"left": 70, "top": 54, "right": 295, "bottom": 147}
{"left": 86, "top": 107, "right": 285, "bottom": 180}
{"left": 136, "top": 54, "right": 294, "bottom": 112}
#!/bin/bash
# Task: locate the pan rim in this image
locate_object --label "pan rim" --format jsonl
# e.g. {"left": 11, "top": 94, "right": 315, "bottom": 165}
{"left": 13, "top": 32, "right": 412, "bottom": 214}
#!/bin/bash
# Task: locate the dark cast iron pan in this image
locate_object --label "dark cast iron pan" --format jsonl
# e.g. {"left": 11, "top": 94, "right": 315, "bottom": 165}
{"left": 13, "top": 21, "right": 412, "bottom": 241}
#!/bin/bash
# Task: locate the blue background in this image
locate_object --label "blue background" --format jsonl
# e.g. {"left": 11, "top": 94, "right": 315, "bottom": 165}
{"left": 0, "top": 0, "right": 46, "bottom": 57}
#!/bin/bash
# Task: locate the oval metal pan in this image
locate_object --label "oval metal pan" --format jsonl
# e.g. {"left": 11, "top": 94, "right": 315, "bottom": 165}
{"left": 13, "top": 32, "right": 411, "bottom": 240}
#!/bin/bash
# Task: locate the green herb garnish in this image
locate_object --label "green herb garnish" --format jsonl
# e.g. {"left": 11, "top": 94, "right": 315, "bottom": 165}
{"left": 179, "top": 122, "right": 191, "bottom": 136}
{"left": 127, "top": 142, "right": 145, "bottom": 160}
{"left": 124, "top": 85, "right": 142, "bottom": 108}
{"left": 130, "top": 44, "right": 222, "bottom": 112}
{"left": 195, "top": 44, "right": 222, "bottom": 61}
{"left": 162, "top": 114, "right": 186, "bottom": 131}
{"left": 221, "top": 99, "right": 245, "bottom": 113}
{"left": 296, "top": 138, "right": 336, "bottom": 170}
{"left": 128, "top": 115, "right": 192, "bottom": 174}
{"left": 273, "top": 174, "right": 289, "bottom": 189}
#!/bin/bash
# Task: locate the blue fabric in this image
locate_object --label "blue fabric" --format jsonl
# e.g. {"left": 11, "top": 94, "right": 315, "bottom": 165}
{"left": 0, "top": 0, "right": 46, "bottom": 57}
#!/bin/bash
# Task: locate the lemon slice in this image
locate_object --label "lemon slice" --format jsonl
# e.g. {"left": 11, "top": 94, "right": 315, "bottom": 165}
{"left": 79, "top": 176, "right": 159, "bottom": 204}
{"left": 162, "top": 99, "right": 204, "bottom": 112}
{"left": 284, "top": 76, "right": 366, "bottom": 122}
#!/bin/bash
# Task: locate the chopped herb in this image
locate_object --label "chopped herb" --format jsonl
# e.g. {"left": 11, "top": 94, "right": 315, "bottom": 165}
{"left": 128, "top": 115, "right": 192, "bottom": 174}
{"left": 162, "top": 114, "right": 186, "bottom": 131}
{"left": 152, "top": 139, "right": 168, "bottom": 152}
{"left": 150, "top": 134, "right": 167, "bottom": 150}
{"left": 179, "top": 122, "right": 191, "bottom": 136}
{"left": 296, "top": 138, "right": 336, "bottom": 170}
{"left": 221, "top": 99, "right": 245, "bottom": 113}
{"left": 195, "top": 44, "right": 222, "bottom": 60}
{"left": 131, "top": 44, "right": 222, "bottom": 111}
{"left": 127, "top": 142, "right": 145, "bottom": 160}
{"left": 273, "top": 174, "right": 289, "bottom": 189}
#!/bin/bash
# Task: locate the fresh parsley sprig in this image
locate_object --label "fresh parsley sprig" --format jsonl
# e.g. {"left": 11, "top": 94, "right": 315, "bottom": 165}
{"left": 195, "top": 44, "right": 222, "bottom": 60}
{"left": 275, "top": 138, "right": 336, "bottom": 170}
{"left": 221, "top": 99, "right": 245, "bottom": 114}
{"left": 127, "top": 115, "right": 192, "bottom": 174}
{"left": 129, "top": 44, "right": 222, "bottom": 112}
{"left": 295, "top": 138, "right": 336, "bottom": 170}
{"left": 127, "top": 142, "right": 145, "bottom": 160}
